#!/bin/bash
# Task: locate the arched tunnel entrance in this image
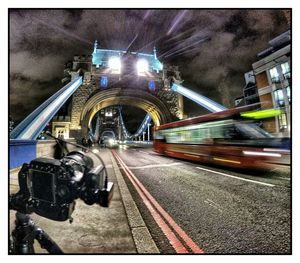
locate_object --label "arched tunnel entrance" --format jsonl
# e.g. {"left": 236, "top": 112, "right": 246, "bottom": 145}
{"left": 71, "top": 88, "right": 175, "bottom": 139}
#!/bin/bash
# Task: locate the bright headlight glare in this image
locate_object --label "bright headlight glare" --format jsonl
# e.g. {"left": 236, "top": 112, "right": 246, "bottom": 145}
{"left": 137, "top": 59, "right": 149, "bottom": 73}
{"left": 108, "top": 57, "right": 121, "bottom": 70}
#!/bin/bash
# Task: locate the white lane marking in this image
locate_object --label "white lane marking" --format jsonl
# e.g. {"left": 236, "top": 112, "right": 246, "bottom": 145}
{"left": 204, "top": 199, "right": 223, "bottom": 213}
{"left": 196, "top": 166, "right": 275, "bottom": 187}
{"left": 138, "top": 150, "right": 161, "bottom": 156}
{"left": 128, "top": 162, "right": 182, "bottom": 170}
{"left": 138, "top": 150, "right": 151, "bottom": 154}
{"left": 274, "top": 176, "right": 290, "bottom": 181}
{"left": 206, "top": 198, "right": 221, "bottom": 208}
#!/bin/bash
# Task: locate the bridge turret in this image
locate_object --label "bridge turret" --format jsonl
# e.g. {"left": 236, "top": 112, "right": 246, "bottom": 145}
{"left": 93, "top": 40, "right": 98, "bottom": 53}
{"left": 152, "top": 47, "right": 163, "bottom": 73}
{"left": 153, "top": 46, "right": 157, "bottom": 59}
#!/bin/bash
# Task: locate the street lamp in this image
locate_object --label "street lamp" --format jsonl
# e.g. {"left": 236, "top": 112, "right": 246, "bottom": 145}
{"left": 147, "top": 123, "right": 151, "bottom": 141}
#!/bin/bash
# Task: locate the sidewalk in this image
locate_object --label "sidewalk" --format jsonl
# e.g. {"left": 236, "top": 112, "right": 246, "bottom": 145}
{"left": 9, "top": 148, "right": 158, "bottom": 254}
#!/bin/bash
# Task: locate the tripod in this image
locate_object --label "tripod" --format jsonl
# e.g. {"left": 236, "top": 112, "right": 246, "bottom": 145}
{"left": 10, "top": 212, "right": 63, "bottom": 254}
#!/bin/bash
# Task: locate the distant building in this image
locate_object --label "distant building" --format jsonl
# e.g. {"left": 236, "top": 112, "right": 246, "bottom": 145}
{"left": 234, "top": 96, "right": 245, "bottom": 107}
{"left": 252, "top": 30, "right": 291, "bottom": 137}
{"left": 243, "top": 71, "right": 260, "bottom": 105}
{"left": 235, "top": 70, "right": 259, "bottom": 107}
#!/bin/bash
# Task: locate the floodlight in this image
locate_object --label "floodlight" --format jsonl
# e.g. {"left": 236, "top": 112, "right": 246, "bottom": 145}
{"left": 137, "top": 59, "right": 149, "bottom": 74}
{"left": 108, "top": 57, "right": 121, "bottom": 71}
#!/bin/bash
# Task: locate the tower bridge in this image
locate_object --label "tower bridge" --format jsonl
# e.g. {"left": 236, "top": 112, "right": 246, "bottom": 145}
{"left": 63, "top": 41, "right": 184, "bottom": 140}
{"left": 10, "top": 40, "right": 227, "bottom": 167}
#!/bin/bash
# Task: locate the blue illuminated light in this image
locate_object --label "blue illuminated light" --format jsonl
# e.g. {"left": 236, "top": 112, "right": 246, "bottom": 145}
{"left": 149, "top": 80, "right": 155, "bottom": 91}
{"left": 101, "top": 76, "right": 108, "bottom": 88}
{"left": 171, "top": 83, "right": 227, "bottom": 113}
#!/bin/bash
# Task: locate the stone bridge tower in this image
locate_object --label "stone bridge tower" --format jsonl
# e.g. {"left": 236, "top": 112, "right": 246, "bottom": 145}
{"left": 61, "top": 41, "right": 184, "bottom": 140}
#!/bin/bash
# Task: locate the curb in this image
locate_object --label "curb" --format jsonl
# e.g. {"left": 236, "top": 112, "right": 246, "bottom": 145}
{"left": 9, "top": 167, "right": 21, "bottom": 174}
{"left": 110, "top": 151, "right": 159, "bottom": 254}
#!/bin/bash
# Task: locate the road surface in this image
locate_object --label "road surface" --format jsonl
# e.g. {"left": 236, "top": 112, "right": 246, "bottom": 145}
{"left": 113, "top": 145, "right": 291, "bottom": 254}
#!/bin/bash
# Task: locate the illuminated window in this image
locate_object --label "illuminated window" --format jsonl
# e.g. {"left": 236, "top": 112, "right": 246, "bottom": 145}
{"left": 281, "top": 62, "right": 290, "bottom": 79}
{"left": 269, "top": 67, "right": 280, "bottom": 83}
{"left": 279, "top": 113, "right": 287, "bottom": 131}
{"left": 274, "top": 89, "right": 285, "bottom": 107}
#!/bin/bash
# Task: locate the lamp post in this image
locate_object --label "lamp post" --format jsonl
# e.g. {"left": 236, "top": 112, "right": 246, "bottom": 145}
{"left": 147, "top": 123, "right": 151, "bottom": 141}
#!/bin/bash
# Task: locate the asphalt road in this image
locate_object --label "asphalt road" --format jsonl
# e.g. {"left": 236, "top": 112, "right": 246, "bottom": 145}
{"left": 114, "top": 145, "right": 291, "bottom": 254}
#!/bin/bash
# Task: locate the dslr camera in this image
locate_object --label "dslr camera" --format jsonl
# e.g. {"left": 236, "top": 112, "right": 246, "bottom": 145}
{"left": 10, "top": 151, "right": 114, "bottom": 221}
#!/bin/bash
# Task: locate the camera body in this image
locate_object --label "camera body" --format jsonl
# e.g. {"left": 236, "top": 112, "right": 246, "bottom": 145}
{"left": 10, "top": 151, "right": 114, "bottom": 221}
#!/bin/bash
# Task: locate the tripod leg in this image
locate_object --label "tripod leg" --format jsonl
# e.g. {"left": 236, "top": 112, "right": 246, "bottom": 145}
{"left": 11, "top": 212, "right": 35, "bottom": 254}
{"left": 11, "top": 212, "right": 63, "bottom": 254}
{"left": 34, "top": 227, "right": 64, "bottom": 254}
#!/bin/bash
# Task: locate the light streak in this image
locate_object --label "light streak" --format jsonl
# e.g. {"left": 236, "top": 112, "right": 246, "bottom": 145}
{"left": 243, "top": 151, "right": 282, "bottom": 157}
{"left": 167, "top": 10, "right": 189, "bottom": 35}
{"left": 263, "top": 148, "right": 290, "bottom": 153}
{"left": 240, "top": 109, "right": 283, "bottom": 119}
{"left": 213, "top": 157, "right": 241, "bottom": 164}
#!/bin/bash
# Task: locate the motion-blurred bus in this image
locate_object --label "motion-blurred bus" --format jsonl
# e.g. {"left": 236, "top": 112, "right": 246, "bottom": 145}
{"left": 153, "top": 105, "right": 290, "bottom": 171}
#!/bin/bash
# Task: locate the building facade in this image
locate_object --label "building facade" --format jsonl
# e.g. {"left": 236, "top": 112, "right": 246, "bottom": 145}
{"left": 243, "top": 71, "right": 260, "bottom": 105}
{"left": 252, "top": 30, "right": 291, "bottom": 137}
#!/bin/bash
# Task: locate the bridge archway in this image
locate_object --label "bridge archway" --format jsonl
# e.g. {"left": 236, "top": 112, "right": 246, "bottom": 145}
{"left": 77, "top": 88, "right": 174, "bottom": 138}
{"left": 100, "top": 129, "right": 116, "bottom": 139}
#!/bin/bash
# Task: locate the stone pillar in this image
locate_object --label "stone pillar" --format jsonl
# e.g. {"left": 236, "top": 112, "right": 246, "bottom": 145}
{"left": 177, "top": 93, "right": 184, "bottom": 119}
{"left": 70, "top": 84, "right": 93, "bottom": 140}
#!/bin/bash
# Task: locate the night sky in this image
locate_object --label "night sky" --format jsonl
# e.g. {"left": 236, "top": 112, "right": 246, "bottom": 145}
{"left": 9, "top": 9, "right": 290, "bottom": 129}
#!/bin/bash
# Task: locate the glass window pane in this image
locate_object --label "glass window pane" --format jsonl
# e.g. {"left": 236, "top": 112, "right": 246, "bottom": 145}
{"left": 281, "top": 62, "right": 290, "bottom": 74}
{"left": 269, "top": 67, "right": 280, "bottom": 83}
{"left": 274, "top": 89, "right": 285, "bottom": 107}
{"left": 269, "top": 67, "right": 279, "bottom": 78}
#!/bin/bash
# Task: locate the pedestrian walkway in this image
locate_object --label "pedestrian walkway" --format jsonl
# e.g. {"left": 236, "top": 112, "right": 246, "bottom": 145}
{"left": 9, "top": 148, "right": 158, "bottom": 254}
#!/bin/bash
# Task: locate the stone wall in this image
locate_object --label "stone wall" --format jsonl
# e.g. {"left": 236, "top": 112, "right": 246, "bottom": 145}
{"left": 36, "top": 139, "right": 78, "bottom": 158}
{"left": 70, "top": 84, "right": 94, "bottom": 130}
{"left": 67, "top": 55, "right": 184, "bottom": 140}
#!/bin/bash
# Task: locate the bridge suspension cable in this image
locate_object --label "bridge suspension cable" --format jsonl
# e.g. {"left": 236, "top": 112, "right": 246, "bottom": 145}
{"left": 119, "top": 108, "right": 152, "bottom": 140}
{"left": 171, "top": 82, "right": 227, "bottom": 112}
{"left": 10, "top": 77, "right": 83, "bottom": 140}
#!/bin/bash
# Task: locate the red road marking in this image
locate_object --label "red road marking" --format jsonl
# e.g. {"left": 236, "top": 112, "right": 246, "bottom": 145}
{"left": 114, "top": 153, "right": 188, "bottom": 253}
{"left": 112, "top": 150, "right": 204, "bottom": 254}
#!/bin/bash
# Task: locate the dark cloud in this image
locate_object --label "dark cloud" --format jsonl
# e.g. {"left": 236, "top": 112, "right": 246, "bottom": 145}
{"left": 9, "top": 9, "right": 290, "bottom": 124}
{"left": 9, "top": 74, "right": 61, "bottom": 121}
